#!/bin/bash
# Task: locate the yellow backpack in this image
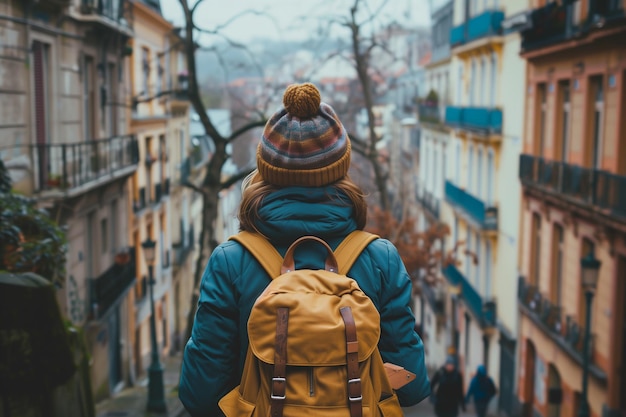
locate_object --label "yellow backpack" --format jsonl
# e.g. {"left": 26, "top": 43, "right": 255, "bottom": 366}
{"left": 218, "top": 231, "right": 404, "bottom": 417}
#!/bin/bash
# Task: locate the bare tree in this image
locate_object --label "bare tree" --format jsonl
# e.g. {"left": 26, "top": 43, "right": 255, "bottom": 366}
{"left": 178, "top": 0, "right": 269, "bottom": 338}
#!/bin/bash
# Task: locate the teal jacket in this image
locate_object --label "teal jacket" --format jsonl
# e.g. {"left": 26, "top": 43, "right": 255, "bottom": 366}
{"left": 179, "top": 187, "right": 430, "bottom": 416}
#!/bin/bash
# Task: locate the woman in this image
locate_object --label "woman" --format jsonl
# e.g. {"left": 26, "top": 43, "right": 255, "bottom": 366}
{"left": 178, "top": 82, "right": 430, "bottom": 416}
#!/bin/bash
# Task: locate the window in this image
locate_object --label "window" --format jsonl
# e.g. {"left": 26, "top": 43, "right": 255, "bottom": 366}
{"left": 32, "top": 41, "right": 51, "bottom": 188}
{"left": 480, "top": 58, "right": 486, "bottom": 106}
{"left": 474, "top": 233, "right": 481, "bottom": 288}
{"left": 466, "top": 228, "right": 472, "bottom": 278}
{"left": 470, "top": 59, "right": 476, "bottom": 106}
{"left": 457, "top": 66, "right": 463, "bottom": 104}
{"left": 83, "top": 55, "right": 95, "bottom": 141}
{"left": 590, "top": 76, "right": 604, "bottom": 169}
{"left": 456, "top": 142, "right": 461, "bottom": 184}
{"left": 490, "top": 53, "right": 497, "bottom": 107}
{"left": 485, "top": 240, "right": 492, "bottom": 297}
{"left": 550, "top": 224, "right": 564, "bottom": 305}
{"left": 468, "top": 144, "right": 474, "bottom": 192}
{"left": 107, "top": 63, "right": 117, "bottom": 136}
{"left": 579, "top": 238, "right": 595, "bottom": 324}
{"left": 157, "top": 57, "right": 164, "bottom": 95}
{"left": 454, "top": 217, "right": 459, "bottom": 248}
{"left": 101, "top": 218, "right": 108, "bottom": 254}
{"left": 110, "top": 199, "right": 117, "bottom": 253}
{"left": 487, "top": 150, "right": 494, "bottom": 205}
{"left": 477, "top": 147, "right": 483, "bottom": 198}
{"left": 558, "top": 80, "right": 571, "bottom": 162}
{"left": 537, "top": 83, "right": 547, "bottom": 157}
{"left": 530, "top": 213, "right": 541, "bottom": 286}
{"left": 142, "top": 47, "right": 150, "bottom": 96}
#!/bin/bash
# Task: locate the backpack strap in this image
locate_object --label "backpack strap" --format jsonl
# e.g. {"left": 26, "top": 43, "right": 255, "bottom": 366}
{"left": 230, "top": 230, "right": 379, "bottom": 278}
{"left": 229, "top": 231, "right": 283, "bottom": 279}
{"left": 334, "top": 230, "right": 379, "bottom": 275}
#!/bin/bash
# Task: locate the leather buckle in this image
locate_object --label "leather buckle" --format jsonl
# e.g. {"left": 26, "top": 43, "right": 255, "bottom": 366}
{"left": 271, "top": 377, "right": 286, "bottom": 400}
{"left": 348, "top": 378, "right": 362, "bottom": 402}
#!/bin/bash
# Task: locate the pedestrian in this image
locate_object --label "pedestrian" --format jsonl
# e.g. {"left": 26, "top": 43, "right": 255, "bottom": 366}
{"left": 430, "top": 356, "right": 466, "bottom": 417}
{"left": 465, "top": 365, "right": 497, "bottom": 417}
{"left": 178, "top": 82, "right": 431, "bottom": 416}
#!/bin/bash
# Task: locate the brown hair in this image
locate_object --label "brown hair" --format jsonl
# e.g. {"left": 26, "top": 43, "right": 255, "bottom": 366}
{"left": 238, "top": 173, "right": 367, "bottom": 235}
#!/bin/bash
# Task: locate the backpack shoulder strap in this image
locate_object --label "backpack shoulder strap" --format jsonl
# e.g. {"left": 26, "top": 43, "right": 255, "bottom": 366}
{"left": 334, "top": 230, "right": 379, "bottom": 275}
{"left": 229, "top": 231, "right": 283, "bottom": 279}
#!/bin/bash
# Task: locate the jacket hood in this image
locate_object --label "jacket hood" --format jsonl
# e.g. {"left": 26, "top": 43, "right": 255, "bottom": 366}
{"left": 477, "top": 365, "right": 486, "bottom": 376}
{"left": 255, "top": 186, "right": 357, "bottom": 245}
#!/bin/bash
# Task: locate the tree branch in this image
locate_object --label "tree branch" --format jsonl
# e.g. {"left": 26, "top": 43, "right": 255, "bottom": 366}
{"left": 219, "top": 167, "right": 255, "bottom": 191}
{"left": 182, "top": 180, "right": 204, "bottom": 194}
{"left": 227, "top": 119, "right": 267, "bottom": 143}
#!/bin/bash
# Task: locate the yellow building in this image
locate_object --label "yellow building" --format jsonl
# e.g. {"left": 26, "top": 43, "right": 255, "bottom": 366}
{"left": 126, "top": 0, "right": 176, "bottom": 378}
{"left": 516, "top": 2, "right": 626, "bottom": 417}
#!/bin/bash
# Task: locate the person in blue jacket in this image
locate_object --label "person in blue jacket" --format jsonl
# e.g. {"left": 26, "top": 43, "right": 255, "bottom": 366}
{"left": 465, "top": 365, "right": 497, "bottom": 417}
{"left": 178, "top": 82, "right": 430, "bottom": 416}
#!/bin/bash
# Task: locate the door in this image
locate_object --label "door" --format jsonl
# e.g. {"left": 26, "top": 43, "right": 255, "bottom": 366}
{"left": 499, "top": 337, "right": 516, "bottom": 416}
{"left": 108, "top": 307, "right": 123, "bottom": 390}
{"left": 524, "top": 340, "right": 536, "bottom": 417}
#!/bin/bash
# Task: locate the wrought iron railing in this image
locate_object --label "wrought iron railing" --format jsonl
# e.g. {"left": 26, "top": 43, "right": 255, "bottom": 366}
{"left": 89, "top": 247, "right": 136, "bottom": 320}
{"left": 517, "top": 276, "right": 591, "bottom": 356}
{"left": 521, "top": 0, "right": 625, "bottom": 52}
{"left": 519, "top": 154, "right": 626, "bottom": 219}
{"left": 31, "top": 135, "right": 138, "bottom": 194}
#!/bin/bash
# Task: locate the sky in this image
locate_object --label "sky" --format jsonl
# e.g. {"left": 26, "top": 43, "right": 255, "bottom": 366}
{"left": 160, "top": 0, "right": 433, "bottom": 44}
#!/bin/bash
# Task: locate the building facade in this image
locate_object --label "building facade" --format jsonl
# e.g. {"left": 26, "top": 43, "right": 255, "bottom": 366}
{"left": 441, "top": 1, "right": 525, "bottom": 415}
{"left": 0, "top": 0, "right": 138, "bottom": 400}
{"left": 416, "top": 0, "right": 454, "bottom": 373}
{"left": 516, "top": 2, "right": 626, "bottom": 417}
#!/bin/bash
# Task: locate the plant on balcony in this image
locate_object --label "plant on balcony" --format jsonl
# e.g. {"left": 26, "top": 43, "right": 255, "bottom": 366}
{"left": 0, "top": 160, "right": 67, "bottom": 285}
{"left": 425, "top": 89, "right": 439, "bottom": 106}
{"left": 114, "top": 248, "right": 131, "bottom": 265}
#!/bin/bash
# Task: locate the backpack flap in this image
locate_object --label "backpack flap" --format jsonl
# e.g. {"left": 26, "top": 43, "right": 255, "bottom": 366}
{"left": 248, "top": 269, "right": 381, "bottom": 366}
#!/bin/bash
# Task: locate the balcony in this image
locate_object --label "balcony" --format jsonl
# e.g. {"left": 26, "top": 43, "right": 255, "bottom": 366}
{"left": 418, "top": 103, "right": 443, "bottom": 126}
{"left": 30, "top": 135, "right": 139, "bottom": 198}
{"left": 450, "top": 10, "right": 505, "bottom": 47}
{"left": 445, "top": 180, "right": 498, "bottom": 230}
{"left": 521, "top": 1, "right": 625, "bottom": 53}
{"left": 75, "top": 0, "right": 134, "bottom": 36}
{"left": 445, "top": 106, "right": 502, "bottom": 135}
{"left": 442, "top": 263, "right": 496, "bottom": 328}
{"left": 519, "top": 155, "right": 626, "bottom": 220}
{"left": 89, "top": 247, "right": 136, "bottom": 320}
{"left": 517, "top": 276, "right": 606, "bottom": 381}
{"left": 416, "top": 187, "right": 441, "bottom": 219}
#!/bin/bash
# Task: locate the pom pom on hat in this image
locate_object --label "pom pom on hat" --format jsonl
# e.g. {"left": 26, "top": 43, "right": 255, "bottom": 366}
{"left": 257, "top": 83, "right": 351, "bottom": 187}
{"left": 282, "top": 83, "right": 321, "bottom": 119}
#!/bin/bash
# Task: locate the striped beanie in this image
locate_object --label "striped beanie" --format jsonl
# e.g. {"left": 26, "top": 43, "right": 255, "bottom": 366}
{"left": 257, "top": 82, "right": 351, "bottom": 187}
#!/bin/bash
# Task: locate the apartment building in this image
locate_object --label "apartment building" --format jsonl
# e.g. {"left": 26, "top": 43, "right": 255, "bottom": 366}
{"left": 0, "top": 0, "right": 138, "bottom": 399}
{"left": 415, "top": 0, "right": 454, "bottom": 373}
{"left": 516, "top": 2, "right": 626, "bottom": 417}
{"left": 126, "top": 0, "right": 175, "bottom": 379}
{"left": 442, "top": 1, "right": 525, "bottom": 414}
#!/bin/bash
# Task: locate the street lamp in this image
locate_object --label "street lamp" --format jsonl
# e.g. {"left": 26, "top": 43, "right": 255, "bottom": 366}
{"left": 448, "top": 282, "right": 462, "bottom": 361}
{"left": 142, "top": 237, "right": 166, "bottom": 412}
{"left": 577, "top": 251, "right": 601, "bottom": 417}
